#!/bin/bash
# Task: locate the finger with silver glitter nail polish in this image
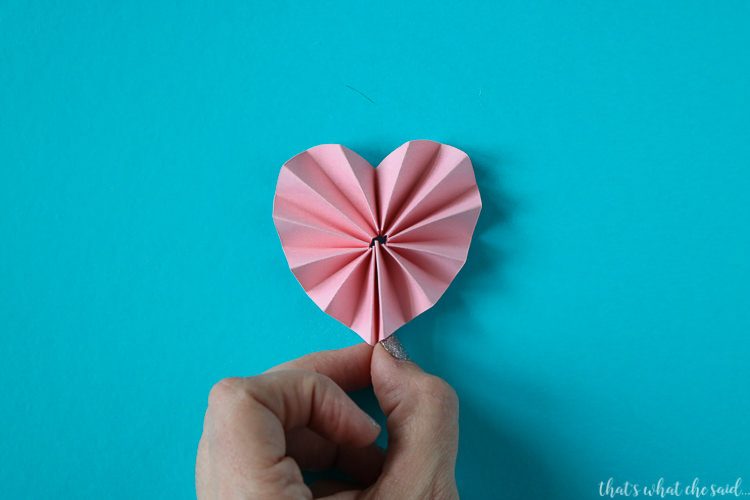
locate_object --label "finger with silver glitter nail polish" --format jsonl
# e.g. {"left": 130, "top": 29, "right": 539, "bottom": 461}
{"left": 379, "top": 335, "right": 409, "bottom": 361}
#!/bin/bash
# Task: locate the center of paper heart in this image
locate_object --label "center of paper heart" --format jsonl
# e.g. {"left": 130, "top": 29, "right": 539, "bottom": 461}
{"left": 369, "top": 234, "right": 388, "bottom": 248}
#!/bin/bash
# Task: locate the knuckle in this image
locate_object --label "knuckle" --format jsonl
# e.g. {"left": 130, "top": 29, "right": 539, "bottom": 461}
{"left": 415, "top": 375, "right": 459, "bottom": 409}
{"left": 299, "top": 372, "right": 348, "bottom": 431}
{"left": 295, "top": 370, "right": 320, "bottom": 393}
{"left": 302, "top": 370, "right": 332, "bottom": 390}
{"left": 321, "top": 384, "right": 346, "bottom": 430}
{"left": 260, "top": 457, "right": 309, "bottom": 498}
{"left": 298, "top": 351, "right": 326, "bottom": 370}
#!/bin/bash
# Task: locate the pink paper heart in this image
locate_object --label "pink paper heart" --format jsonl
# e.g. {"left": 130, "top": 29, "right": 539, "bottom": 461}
{"left": 272, "top": 140, "right": 482, "bottom": 344}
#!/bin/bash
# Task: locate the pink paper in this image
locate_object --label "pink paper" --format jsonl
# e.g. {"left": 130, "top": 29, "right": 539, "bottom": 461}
{"left": 272, "top": 140, "right": 482, "bottom": 344}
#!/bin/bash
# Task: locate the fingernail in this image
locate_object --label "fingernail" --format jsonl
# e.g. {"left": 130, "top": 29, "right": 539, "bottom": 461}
{"left": 366, "top": 414, "right": 381, "bottom": 431}
{"left": 380, "top": 335, "right": 409, "bottom": 361}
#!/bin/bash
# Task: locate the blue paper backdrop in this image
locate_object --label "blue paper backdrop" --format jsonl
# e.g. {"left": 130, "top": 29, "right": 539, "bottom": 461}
{"left": 2, "top": 1, "right": 749, "bottom": 498}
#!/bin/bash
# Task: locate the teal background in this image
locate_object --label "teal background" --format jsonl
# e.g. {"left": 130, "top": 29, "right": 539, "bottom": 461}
{"left": 2, "top": 1, "right": 749, "bottom": 498}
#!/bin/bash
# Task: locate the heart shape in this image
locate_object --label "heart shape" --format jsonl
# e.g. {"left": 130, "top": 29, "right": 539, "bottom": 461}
{"left": 272, "top": 140, "right": 482, "bottom": 344}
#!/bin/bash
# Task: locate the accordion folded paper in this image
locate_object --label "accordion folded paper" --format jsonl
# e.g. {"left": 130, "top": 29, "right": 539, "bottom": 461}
{"left": 272, "top": 140, "right": 482, "bottom": 344}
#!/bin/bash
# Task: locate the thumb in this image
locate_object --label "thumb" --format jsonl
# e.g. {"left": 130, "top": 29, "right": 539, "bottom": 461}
{"left": 369, "top": 336, "right": 459, "bottom": 498}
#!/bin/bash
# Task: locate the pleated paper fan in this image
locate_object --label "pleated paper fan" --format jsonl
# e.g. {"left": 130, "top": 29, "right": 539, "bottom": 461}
{"left": 272, "top": 140, "right": 482, "bottom": 344}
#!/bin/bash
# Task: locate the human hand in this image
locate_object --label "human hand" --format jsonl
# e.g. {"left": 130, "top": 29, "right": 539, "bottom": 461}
{"left": 196, "top": 338, "right": 459, "bottom": 499}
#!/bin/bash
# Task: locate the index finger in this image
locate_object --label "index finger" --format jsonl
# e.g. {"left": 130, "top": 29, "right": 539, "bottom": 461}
{"left": 267, "top": 343, "right": 373, "bottom": 392}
